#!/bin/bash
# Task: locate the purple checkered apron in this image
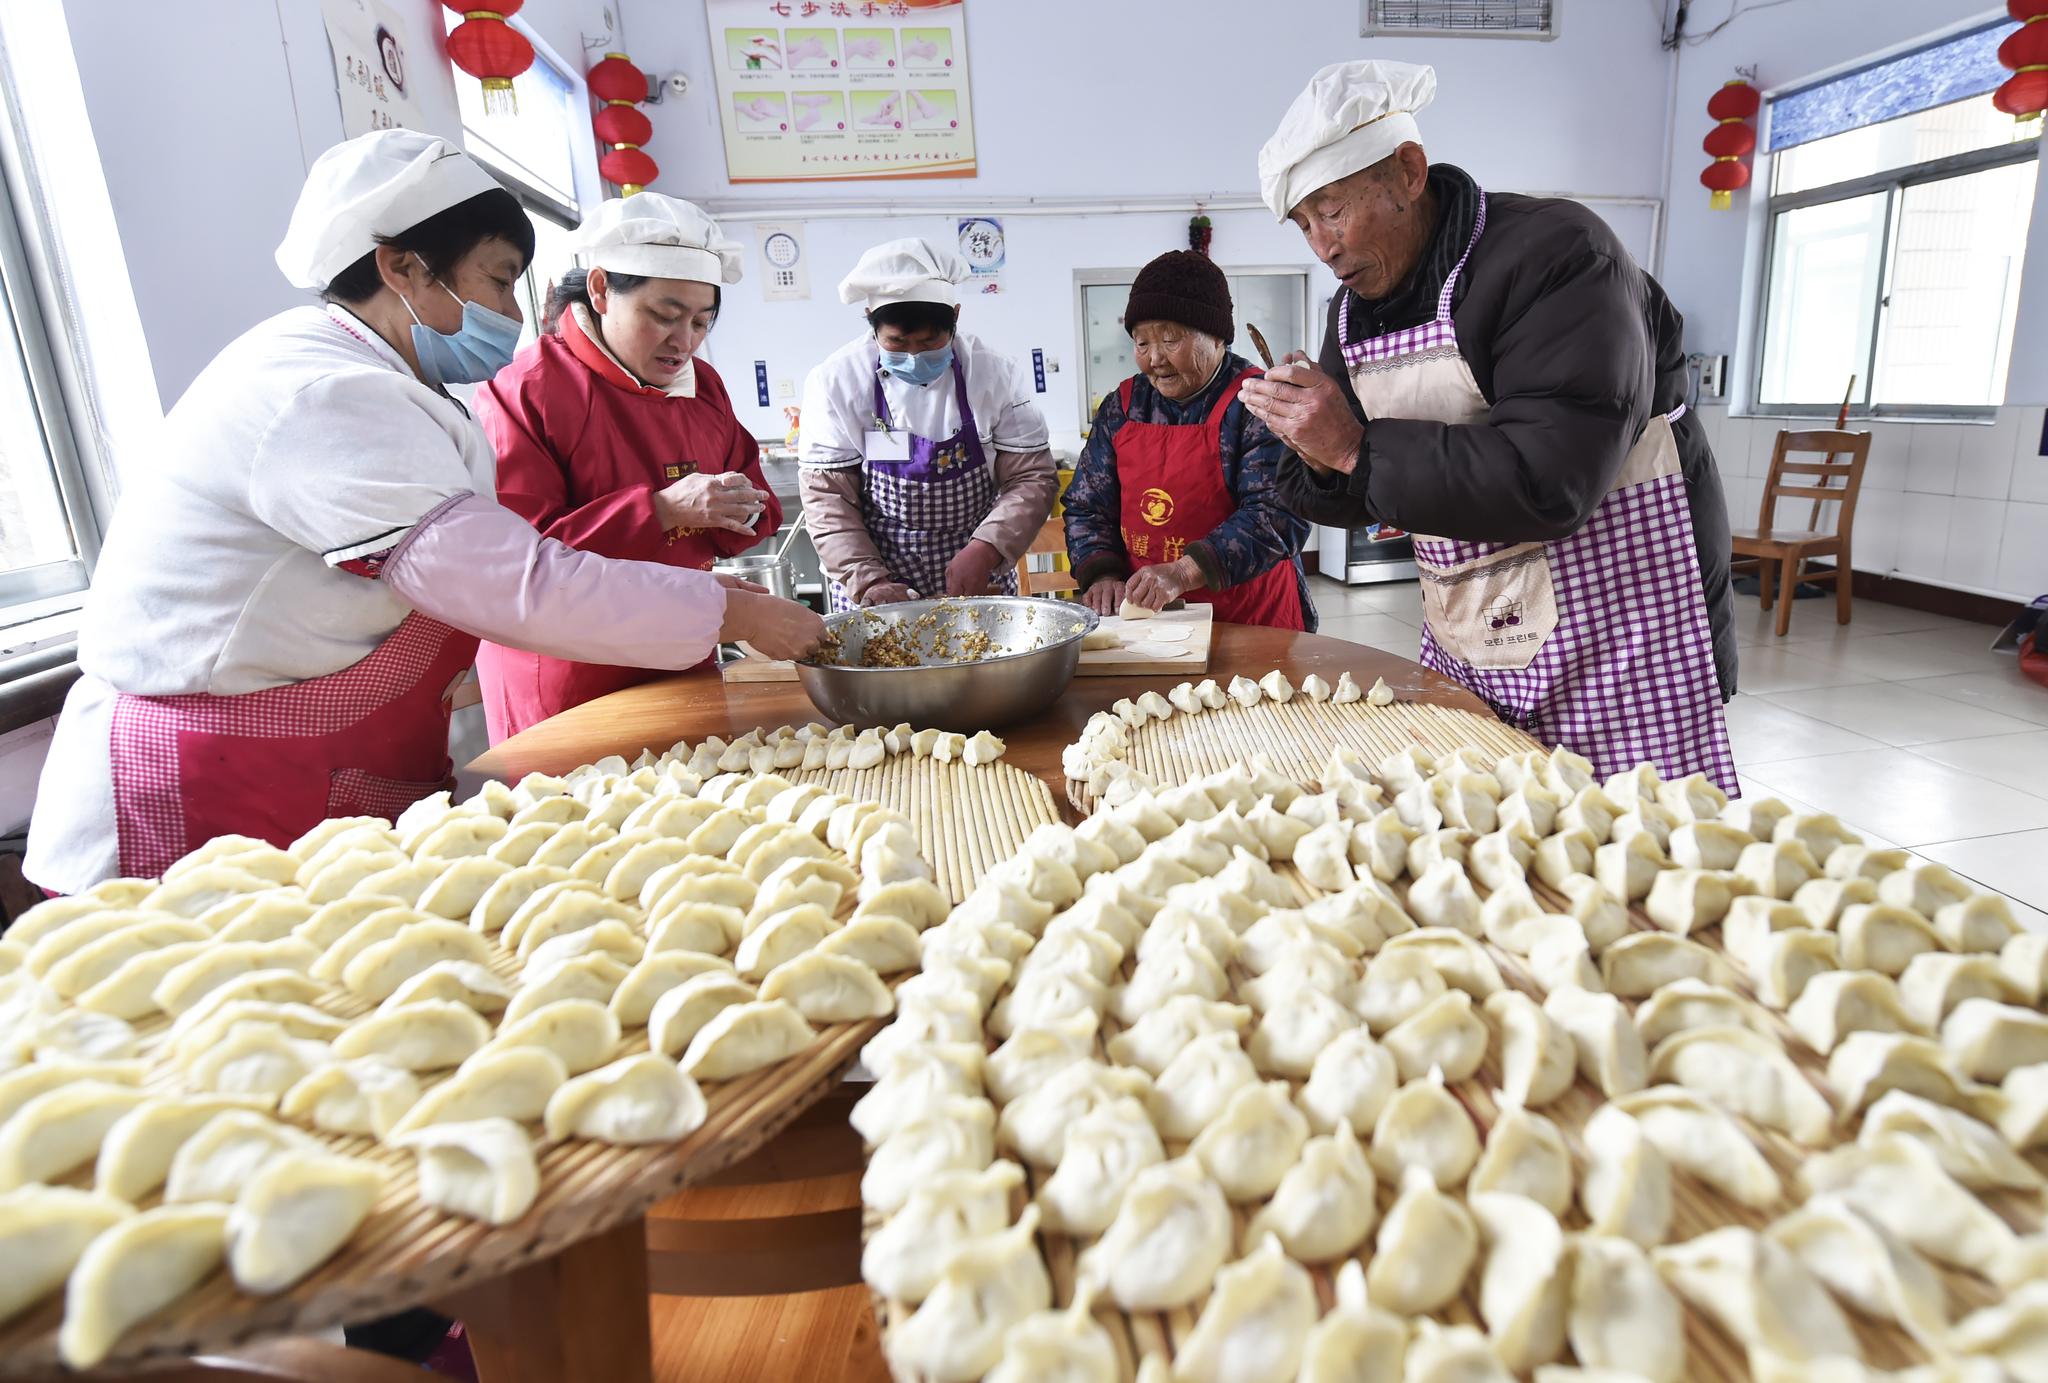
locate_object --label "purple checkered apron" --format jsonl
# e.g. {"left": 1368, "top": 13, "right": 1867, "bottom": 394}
{"left": 1338, "top": 190, "right": 1736, "bottom": 792}
{"left": 826, "top": 354, "right": 1020, "bottom": 612}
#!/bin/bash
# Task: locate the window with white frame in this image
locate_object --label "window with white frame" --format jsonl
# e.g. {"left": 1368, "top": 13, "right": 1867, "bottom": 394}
{"left": 0, "top": 86, "right": 104, "bottom": 624}
{"left": 1755, "top": 24, "right": 2039, "bottom": 415}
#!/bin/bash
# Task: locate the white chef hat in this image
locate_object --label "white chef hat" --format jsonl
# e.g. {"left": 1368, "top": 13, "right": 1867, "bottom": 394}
{"left": 573, "top": 193, "right": 744, "bottom": 285}
{"left": 275, "top": 129, "right": 502, "bottom": 291}
{"left": 1257, "top": 61, "right": 1437, "bottom": 220}
{"left": 837, "top": 237, "right": 970, "bottom": 311}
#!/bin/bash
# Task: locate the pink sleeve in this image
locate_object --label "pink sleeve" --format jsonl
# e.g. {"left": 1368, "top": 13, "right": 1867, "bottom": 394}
{"left": 383, "top": 493, "right": 727, "bottom": 670}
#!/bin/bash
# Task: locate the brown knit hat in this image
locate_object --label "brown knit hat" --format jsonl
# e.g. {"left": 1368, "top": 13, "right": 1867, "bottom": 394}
{"left": 1125, "top": 249, "right": 1233, "bottom": 343}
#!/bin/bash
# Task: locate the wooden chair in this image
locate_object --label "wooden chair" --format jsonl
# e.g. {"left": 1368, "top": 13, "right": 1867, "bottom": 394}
{"left": 1728, "top": 429, "right": 1870, "bottom": 638}
{"left": 1015, "top": 517, "right": 1078, "bottom": 597}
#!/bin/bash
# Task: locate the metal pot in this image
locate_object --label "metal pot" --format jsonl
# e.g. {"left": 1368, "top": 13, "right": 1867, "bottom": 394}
{"left": 796, "top": 597, "right": 1097, "bottom": 731}
{"left": 715, "top": 554, "right": 796, "bottom": 602}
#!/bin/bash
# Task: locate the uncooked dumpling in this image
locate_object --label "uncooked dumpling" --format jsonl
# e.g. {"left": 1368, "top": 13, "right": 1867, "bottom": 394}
{"left": 1651, "top": 1226, "right": 1858, "bottom": 1365}
{"left": 1487, "top": 991, "right": 1578, "bottom": 1110}
{"left": 1611, "top": 1084, "right": 1781, "bottom": 1207}
{"left": 1800, "top": 1133, "right": 2021, "bottom": 1276}
{"left": 757, "top": 952, "right": 893, "bottom": 1024}
{"left": 860, "top": 1160, "right": 1023, "bottom": 1303}
{"left": 1543, "top": 985, "right": 1646, "bottom": 1096}
{"left": 332, "top": 999, "right": 490, "bottom": 1071}
{"left": 1942, "top": 997, "right": 2048, "bottom": 1083}
{"left": 0, "top": 1185, "right": 133, "bottom": 1326}
{"left": 679, "top": 999, "right": 815, "bottom": 1082}
{"left": 387, "top": 1046, "right": 568, "bottom": 1137}
{"left": 1764, "top": 1192, "right": 1948, "bottom": 1346}
{"left": 1470, "top": 1191, "right": 1571, "bottom": 1372}
{"left": 1649, "top": 1023, "right": 1833, "bottom": 1144}
{"left": 1242, "top": 1118, "right": 1376, "bottom": 1263}
{"left": 58, "top": 1202, "right": 229, "bottom": 1368}
{"left": 280, "top": 1058, "right": 422, "bottom": 1138}
{"left": 1299, "top": 1026, "right": 1398, "bottom": 1137}
{"left": 1579, "top": 1105, "right": 1671, "bottom": 1247}
{"left": 1468, "top": 1105, "right": 1574, "bottom": 1216}
{"left": 163, "top": 1110, "right": 317, "bottom": 1204}
{"left": 0, "top": 1081, "right": 149, "bottom": 1190}
{"left": 1172, "top": 1234, "right": 1318, "bottom": 1383}
{"left": 93, "top": 1095, "right": 272, "bottom": 1202}
{"left": 1075, "top": 1156, "right": 1231, "bottom": 1311}
{"left": 884, "top": 1209, "right": 1051, "bottom": 1383}
{"left": 225, "top": 1150, "right": 382, "bottom": 1293}
{"left": 860, "top": 1096, "right": 996, "bottom": 1215}
{"left": 543, "top": 1053, "right": 707, "bottom": 1144}
{"left": 1189, "top": 1079, "right": 1308, "bottom": 1202}
{"left": 478, "top": 999, "right": 621, "bottom": 1076}
{"left": 184, "top": 1024, "right": 331, "bottom": 1100}
{"left": 1860, "top": 1088, "right": 2041, "bottom": 1192}
{"left": 1383, "top": 989, "right": 1489, "bottom": 1083}
{"left": 1787, "top": 970, "right": 1922, "bottom": 1056}
{"left": 391, "top": 1117, "right": 540, "bottom": 1225}
{"left": 1369, "top": 1069, "right": 1480, "bottom": 1189}
{"left": 1035, "top": 1096, "right": 1164, "bottom": 1236}
{"left": 1365, "top": 1164, "right": 1477, "bottom": 1315}
{"left": 983, "top": 1294, "right": 1118, "bottom": 1383}
{"left": 1568, "top": 1234, "right": 1686, "bottom": 1383}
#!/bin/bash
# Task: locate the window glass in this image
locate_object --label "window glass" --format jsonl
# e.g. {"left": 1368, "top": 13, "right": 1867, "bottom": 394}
{"left": 1757, "top": 191, "right": 1887, "bottom": 410}
{"left": 1773, "top": 93, "right": 2036, "bottom": 197}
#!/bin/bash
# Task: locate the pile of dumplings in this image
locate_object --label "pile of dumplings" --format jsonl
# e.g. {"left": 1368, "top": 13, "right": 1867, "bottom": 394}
{"left": 656, "top": 720, "right": 1006, "bottom": 775}
{"left": 0, "top": 741, "right": 945, "bottom": 1369}
{"left": 859, "top": 740, "right": 2048, "bottom": 1382}
{"left": 1062, "top": 665, "right": 1395, "bottom": 801}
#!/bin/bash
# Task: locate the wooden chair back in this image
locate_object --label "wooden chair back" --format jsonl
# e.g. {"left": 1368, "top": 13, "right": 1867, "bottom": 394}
{"left": 1755, "top": 429, "right": 1870, "bottom": 541}
{"left": 1015, "top": 517, "right": 1078, "bottom": 596}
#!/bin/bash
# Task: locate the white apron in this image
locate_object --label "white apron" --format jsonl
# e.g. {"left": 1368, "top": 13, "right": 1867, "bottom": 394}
{"left": 1337, "top": 191, "right": 1736, "bottom": 792}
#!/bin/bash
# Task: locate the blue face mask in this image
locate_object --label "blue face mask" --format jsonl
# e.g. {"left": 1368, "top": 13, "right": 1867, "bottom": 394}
{"left": 403, "top": 282, "right": 521, "bottom": 386}
{"left": 877, "top": 343, "right": 954, "bottom": 387}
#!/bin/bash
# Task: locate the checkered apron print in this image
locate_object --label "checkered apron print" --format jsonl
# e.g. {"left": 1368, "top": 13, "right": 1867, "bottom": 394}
{"left": 826, "top": 356, "right": 1019, "bottom": 612}
{"left": 1338, "top": 191, "right": 1735, "bottom": 792}
{"left": 108, "top": 610, "right": 481, "bottom": 877}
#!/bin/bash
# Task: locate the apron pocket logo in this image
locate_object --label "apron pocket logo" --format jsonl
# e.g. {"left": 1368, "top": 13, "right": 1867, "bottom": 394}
{"left": 1139, "top": 487, "right": 1175, "bottom": 526}
{"left": 1419, "top": 542, "right": 1558, "bottom": 671}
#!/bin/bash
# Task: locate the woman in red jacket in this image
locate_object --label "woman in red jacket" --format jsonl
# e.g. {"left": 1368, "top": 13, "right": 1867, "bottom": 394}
{"left": 473, "top": 194, "right": 784, "bottom": 742}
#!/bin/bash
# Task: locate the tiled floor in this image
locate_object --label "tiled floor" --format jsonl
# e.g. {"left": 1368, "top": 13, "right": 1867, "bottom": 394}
{"left": 1307, "top": 575, "right": 2048, "bottom": 927}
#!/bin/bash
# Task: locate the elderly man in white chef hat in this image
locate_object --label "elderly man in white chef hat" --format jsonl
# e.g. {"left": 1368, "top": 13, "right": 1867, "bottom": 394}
{"left": 1240, "top": 60, "right": 1738, "bottom": 792}
{"left": 797, "top": 237, "right": 1055, "bottom": 608}
{"left": 26, "top": 129, "right": 820, "bottom": 895}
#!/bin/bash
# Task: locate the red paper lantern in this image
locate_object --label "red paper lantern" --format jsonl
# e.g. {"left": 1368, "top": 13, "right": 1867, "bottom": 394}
{"left": 443, "top": 3, "right": 533, "bottom": 116}
{"left": 1701, "top": 78, "right": 1758, "bottom": 210}
{"left": 1702, "top": 122, "right": 1758, "bottom": 159}
{"left": 587, "top": 53, "right": 648, "bottom": 105}
{"left": 600, "top": 146, "right": 659, "bottom": 194}
{"left": 1996, "top": 0, "right": 2048, "bottom": 122}
{"left": 593, "top": 103, "right": 653, "bottom": 147}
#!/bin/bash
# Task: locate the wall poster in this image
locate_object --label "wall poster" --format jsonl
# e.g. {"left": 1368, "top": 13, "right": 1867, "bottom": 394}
{"left": 322, "top": 0, "right": 426, "bottom": 136}
{"left": 704, "top": 0, "right": 975, "bottom": 184}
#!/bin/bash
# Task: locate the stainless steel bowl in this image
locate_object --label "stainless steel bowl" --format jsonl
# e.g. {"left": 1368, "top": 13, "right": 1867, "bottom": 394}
{"left": 796, "top": 597, "right": 1098, "bottom": 731}
{"left": 714, "top": 554, "right": 795, "bottom": 601}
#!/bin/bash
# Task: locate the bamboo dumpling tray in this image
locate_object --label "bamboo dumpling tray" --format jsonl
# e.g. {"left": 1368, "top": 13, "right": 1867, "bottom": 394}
{"left": 1066, "top": 699, "right": 1541, "bottom": 814}
{"left": 871, "top": 716, "right": 2048, "bottom": 1382}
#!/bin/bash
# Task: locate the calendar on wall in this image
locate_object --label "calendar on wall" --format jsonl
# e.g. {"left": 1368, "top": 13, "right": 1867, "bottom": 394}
{"left": 756, "top": 223, "right": 810, "bottom": 301}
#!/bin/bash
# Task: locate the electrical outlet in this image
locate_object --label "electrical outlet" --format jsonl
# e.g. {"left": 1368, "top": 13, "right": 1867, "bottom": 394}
{"left": 775, "top": 378, "right": 795, "bottom": 400}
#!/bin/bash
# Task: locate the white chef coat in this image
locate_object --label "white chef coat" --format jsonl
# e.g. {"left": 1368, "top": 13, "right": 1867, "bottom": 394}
{"left": 26, "top": 304, "right": 495, "bottom": 892}
{"left": 797, "top": 332, "right": 1049, "bottom": 469}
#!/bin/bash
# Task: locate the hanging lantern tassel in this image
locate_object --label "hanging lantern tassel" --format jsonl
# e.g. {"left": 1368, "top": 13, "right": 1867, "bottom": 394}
{"left": 444, "top": 3, "right": 534, "bottom": 115}
{"left": 1700, "top": 78, "right": 1760, "bottom": 210}
{"left": 1995, "top": 0, "right": 2048, "bottom": 123}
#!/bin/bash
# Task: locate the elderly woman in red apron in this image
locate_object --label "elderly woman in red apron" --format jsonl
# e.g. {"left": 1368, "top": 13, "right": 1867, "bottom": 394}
{"left": 797, "top": 238, "right": 1057, "bottom": 609}
{"left": 1062, "top": 250, "right": 1314, "bottom": 630}
{"left": 1243, "top": 60, "right": 1737, "bottom": 790}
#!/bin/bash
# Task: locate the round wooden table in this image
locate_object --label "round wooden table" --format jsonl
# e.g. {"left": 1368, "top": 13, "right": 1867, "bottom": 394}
{"left": 427, "top": 625, "right": 1496, "bottom": 1382}
{"left": 470, "top": 624, "right": 1491, "bottom": 813}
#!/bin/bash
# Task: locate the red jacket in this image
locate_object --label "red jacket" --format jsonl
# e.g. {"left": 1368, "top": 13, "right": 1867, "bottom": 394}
{"left": 472, "top": 312, "right": 781, "bottom": 742}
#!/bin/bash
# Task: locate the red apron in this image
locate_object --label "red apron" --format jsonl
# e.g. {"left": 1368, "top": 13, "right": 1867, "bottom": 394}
{"left": 1111, "top": 369, "right": 1306, "bottom": 630}
{"left": 108, "top": 611, "right": 479, "bottom": 878}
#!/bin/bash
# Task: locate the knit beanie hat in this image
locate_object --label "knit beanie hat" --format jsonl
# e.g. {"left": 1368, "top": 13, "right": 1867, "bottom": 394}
{"left": 1125, "top": 249, "right": 1233, "bottom": 343}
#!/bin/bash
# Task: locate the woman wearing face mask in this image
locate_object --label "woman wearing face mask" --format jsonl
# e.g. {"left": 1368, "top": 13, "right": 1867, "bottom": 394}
{"left": 797, "top": 238, "right": 1056, "bottom": 609}
{"left": 471, "top": 194, "right": 789, "bottom": 742}
{"left": 1062, "top": 250, "right": 1315, "bottom": 630}
{"left": 24, "top": 130, "right": 822, "bottom": 894}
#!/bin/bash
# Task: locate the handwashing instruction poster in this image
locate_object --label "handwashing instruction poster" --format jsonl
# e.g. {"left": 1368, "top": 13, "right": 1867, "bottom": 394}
{"left": 706, "top": 0, "right": 976, "bottom": 184}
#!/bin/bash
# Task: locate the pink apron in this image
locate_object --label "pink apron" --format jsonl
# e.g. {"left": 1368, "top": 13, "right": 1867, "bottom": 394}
{"left": 1337, "top": 190, "right": 1735, "bottom": 792}
{"left": 108, "top": 611, "right": 479, "bottom": 877}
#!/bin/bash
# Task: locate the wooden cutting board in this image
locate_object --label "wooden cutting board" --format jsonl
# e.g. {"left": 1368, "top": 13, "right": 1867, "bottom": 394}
{"left": 1075, "top": 603, "right": 1213, "bottom": 676}
{"left": 721, "top": 605, "right": 1214, "bottom": 682}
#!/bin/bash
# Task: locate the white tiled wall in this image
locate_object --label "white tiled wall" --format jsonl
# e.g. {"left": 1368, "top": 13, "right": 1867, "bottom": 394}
{"left": 1696, "top": 404, "right": 2048, "bottom": 601}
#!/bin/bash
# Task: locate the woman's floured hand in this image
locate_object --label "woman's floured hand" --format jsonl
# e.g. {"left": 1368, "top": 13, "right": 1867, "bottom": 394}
{"left": 1125, "top": 558, "right": 1199, "bottom": 611}
{"left": 1082, "top": 578, "right": 1127, "bottom": 616}
{"left": 657, "top": 471, "right": 765, "bottom": 535}
{"left": 862, "top": 582, "right": 917, "bottom": 607}
{"left": 722, "top": 590, "right": 825, "bottom": 661}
